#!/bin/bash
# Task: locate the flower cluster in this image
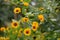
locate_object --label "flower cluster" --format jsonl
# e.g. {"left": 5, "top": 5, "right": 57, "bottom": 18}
{"left": 0, "top": 0, "right": 60, "bottom": 40}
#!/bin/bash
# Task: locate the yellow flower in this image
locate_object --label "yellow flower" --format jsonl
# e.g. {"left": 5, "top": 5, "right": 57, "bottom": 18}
{"left": 24, "top": 28, "right": 31, "bottom": 36}
{"left": 32, "top": 26, "right": 38, "bottom": 31}
{"left": 18, "top": 33, "right": 22, "bottom": 37}
{"left": 32, "top": 22, "right": 39, "bottom": 31}
{"left": 11, "top": 21, "right": 19, "bottom": 28}
{"left": 14, "top": 8, "right": 21, "bottom": 14}
{"left": 22, "top": 17, "right": 29, "bottom": 22}
{"left": 24, "top": 38, "right": 29, "bottom": 40}
{"left": 15, "top": 30, "right": 18, "bottom": 33}
{"left": 19, "top": 28, "right": 23, "bottom": 33}
{"left": 32, "top": 22, "right": 39, "bottom": 27}
{"left": 12, "top": 30, "right": 18, "bottom": 34}
{"left": 0, "top": 27, "right": 5, "bottom": 31}
{"left": 5, "top": 27, "right": 9, "bottom": 31}
{"left": 0, "top": 37, "right": 5, "bottom": 40}
{"left": 56, "top": 9, "right": 59, "bottom": 12}
{"left": 57, "top": 38, "right": 60, "bottom": 40}
{"left": 5, "top": 37, "right": 10, "bottom": 40}
{"left": 23, "top": 2, "right": 29, "bottom": 6}
{"left": 4, "top": 0, "right": 9, "bottom": 2}
{"left": 18, "top": 28, "right": 23, "bottom": 37}
{"left": 39, "top": 7, "right": 44, "bottom": 11}
{"left": 40, "top": 33, "right": 45, "bottom": 40}
{"left": 20, "top": 0, "right": 23, "bottom": 2}
{"left": 38, "top": 14, "right": 44, "bottom": 22}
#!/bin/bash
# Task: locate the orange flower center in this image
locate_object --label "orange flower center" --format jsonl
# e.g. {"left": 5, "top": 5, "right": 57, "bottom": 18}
{"left": 26, "top": 31, "right": 29, "bottom": 34}
{"left": 25, "top": 19, "right": 27, "bottom": 21}
{"left": 33, "top": 26, "right": 36, "bottom": 29}
{"left": 40, "top": 18, "right": 42, "bottom": 20}
{"left": 14, "top": 23, "right": 17, "bottom": 26}
{"left": 21, "top": 31, "right": 23, "bottom": 33}
{"left": 16, "top": 10, "right": 19, "bottom": 12}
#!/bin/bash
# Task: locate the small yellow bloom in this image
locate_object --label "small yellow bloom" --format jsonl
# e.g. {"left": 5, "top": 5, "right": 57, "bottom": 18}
{"left": 23, "top": 2, "right": 29, "bottom": 6}
{"left": 40, "top": 33, "right": 45, "bottom": 40}
{"left": 38, "top": 14, "right": 44, "bottom": 22}
{"left": 11, "top": 21, "right": 19, "bottom": 28}
{"left": 22, "top": 17, "right": 29, "bottom": 22}
{"left": 5, "top": 37, "right": 10, "bottom": 40}
{"left": 0, "top": 37, "right": 5, "bottom": 40}
{"left": 32, "top": 22, "right": 39, "bottom": 31}
{"left": 32, "top": 22, "right": 39, "bottom": 27}
{"left": 12, "top": 30, "right": 18, "bottom": 34}
{"left": 18, "top": 28, "right": 23, "bottom": 37}
{"left": 0, "top": 27, "right": 5, "bottom": 31}
{"left": 56, "top": 9, "right": 59, "bottom": 12}
{"left": 39, "top": 7, "right": 44, "bottom": 11}
{"left": 24, "top": 28, "right": 31, "bottom": 36}
{"left": 19, "top": 28, "right": 23, "bottom": 33}
{"left": 15, "top": 30, "right": 18, "bottom": 33}
{"left": 18, "top": 33, "right": 22, "bottom": 37}
{"left": 20, "top": 0, "right": 23, "bottom": 2}
{"left": 32, "top": 26, "right": 38, "bottom": 31}
{"left": 14, "top": 8, "right": 21, "bottom": 14}
{"left": 57, "top": 38, "right": 60, "bottom": 40}
{"left": 4, "top": 0, "right": 9, "bottom": 2}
